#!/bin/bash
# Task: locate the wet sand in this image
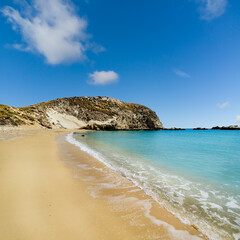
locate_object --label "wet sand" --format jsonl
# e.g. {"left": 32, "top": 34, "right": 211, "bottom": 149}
{"left": 0, "top": 129, "right": 206, "bottom": 240}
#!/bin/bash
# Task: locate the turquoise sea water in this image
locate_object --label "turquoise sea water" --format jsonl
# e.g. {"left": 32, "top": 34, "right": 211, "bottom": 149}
{"left": 68, "top": 130, "right": 240, "bottom": 240}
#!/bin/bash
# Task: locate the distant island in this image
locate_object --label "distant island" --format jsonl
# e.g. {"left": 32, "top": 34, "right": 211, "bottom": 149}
{"left": 212, "top": 125, "right": 240, "bottom": 130}
{"left": 164, "top": 128, "right": 186, "bottom": 131}
{"left": 193, "top": 127, "right": 208, "bottom": 130}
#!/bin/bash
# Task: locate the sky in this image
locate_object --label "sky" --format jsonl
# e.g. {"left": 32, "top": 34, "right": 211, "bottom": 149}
{"left": 0, "top": 0, "right": 240, "bottom": 128}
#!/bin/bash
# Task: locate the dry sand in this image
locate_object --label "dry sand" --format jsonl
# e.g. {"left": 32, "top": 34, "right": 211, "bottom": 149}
{"left": 0, "top": 129, "right": 207, "bottom": 240}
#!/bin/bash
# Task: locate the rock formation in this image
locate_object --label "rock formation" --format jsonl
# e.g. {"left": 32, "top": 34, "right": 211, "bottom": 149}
{"left": 212, "top": 125, "right": 240, "bottom": 130}
{"left": 0, "top": 97, "right": 163, "bottom": 130}
{"left": 164, "top": 128, "right": 186, "bottom": 131}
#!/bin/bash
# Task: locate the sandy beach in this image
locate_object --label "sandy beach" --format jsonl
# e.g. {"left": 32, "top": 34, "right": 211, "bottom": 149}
{"left": 0, "top": 128, "right": 206, "bottom": 240}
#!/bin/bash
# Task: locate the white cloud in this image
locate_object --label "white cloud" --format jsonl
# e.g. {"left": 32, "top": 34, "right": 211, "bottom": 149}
{"left": 173, "top": 69, "right": 191, "bottom": 78}
{"left": 1, "top": 0, "right": 100, "bottom": 64}
{"left": 236, "top": 116, "right": 240, "bottom": 122}
{"left": 89, "top": 71, "right": 119, "bottom": 85}
{"left": 217, "top": 101, "right": 230, "bottom": 109}
{"left": 198, "top": 0, "right": 228, "bottom": 20}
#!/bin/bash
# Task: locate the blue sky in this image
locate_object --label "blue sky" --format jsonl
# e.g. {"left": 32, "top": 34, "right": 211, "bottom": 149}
{"left": 0, "top": 0, "right": 239, "bottom": 128}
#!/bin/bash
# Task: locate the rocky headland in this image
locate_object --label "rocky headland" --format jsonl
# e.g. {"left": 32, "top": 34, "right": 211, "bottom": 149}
{"left": 0, "top": 96, "right": 163, "bottom": 130}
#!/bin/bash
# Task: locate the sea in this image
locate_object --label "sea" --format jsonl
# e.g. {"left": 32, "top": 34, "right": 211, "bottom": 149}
{"left": 66, "top": 130, "right": 240, "bottom": 240}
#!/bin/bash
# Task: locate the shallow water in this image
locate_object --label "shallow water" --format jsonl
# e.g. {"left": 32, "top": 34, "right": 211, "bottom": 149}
{"left": 67, "top": 130, "right": 240, "bottom": 240}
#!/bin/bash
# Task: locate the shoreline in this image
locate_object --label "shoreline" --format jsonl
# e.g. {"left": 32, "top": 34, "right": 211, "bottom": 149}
{"left": 61, "top": 131, "right": 207, "bottom": 239}
{"left": 0, "top": 128, "right": 206, "bottom": 240}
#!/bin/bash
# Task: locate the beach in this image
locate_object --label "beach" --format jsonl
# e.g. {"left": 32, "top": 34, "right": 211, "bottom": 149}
{"left": 0, "top": 128, "right": 206, "bottom": 240}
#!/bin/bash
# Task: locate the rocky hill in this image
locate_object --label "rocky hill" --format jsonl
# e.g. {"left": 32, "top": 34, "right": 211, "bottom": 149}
{"left": 0, "top": 97, "right": 163, "bottom": 130}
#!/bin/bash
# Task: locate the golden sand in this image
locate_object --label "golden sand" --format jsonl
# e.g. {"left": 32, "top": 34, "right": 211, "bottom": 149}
{"left": 0, "top": 129, "right": 206, "bottom": 240}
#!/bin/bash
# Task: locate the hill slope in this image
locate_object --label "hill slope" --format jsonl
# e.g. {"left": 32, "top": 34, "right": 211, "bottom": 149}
{"left": 0, "top": 97, "right": 163, "bottom": 130}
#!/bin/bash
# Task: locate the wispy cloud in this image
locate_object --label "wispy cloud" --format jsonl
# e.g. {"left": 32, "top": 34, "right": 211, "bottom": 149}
{"left": 1, "top": 0, "right": 103, "bottom": 64}
{"left": 88, "top": 71, "right": 119, "bottom": 85}
{"left": 173, "top": 69, "right": 191, "bottom": 78}
{"left": 217, "top": 101, "right": 230, "bottom": 109}
{"left": 198, "top": 0, "right": 228, "bottom": 20}
{"left": 236, "top": 116, "right": 240, "bottom": 122}
{"left": 86, "top": 42, "right": 106, "bottom": 54}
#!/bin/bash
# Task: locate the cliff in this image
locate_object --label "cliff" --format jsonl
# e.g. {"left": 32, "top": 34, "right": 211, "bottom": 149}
{"left": 0, "top": 97, "right": 163, "bottom": 130}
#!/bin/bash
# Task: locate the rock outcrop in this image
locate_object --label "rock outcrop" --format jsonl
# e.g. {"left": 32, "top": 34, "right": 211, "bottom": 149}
{"left": 193, "top": 127, "right": 208, "bottom": 130}
{"left": 0, "top": 97, "right": 163, "bottom": 130}
{"left": 164, "top": 128, "right": 186, "bottom": 131}
{"left": 212, "top": 125, "right": 240, "bottom": 130}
